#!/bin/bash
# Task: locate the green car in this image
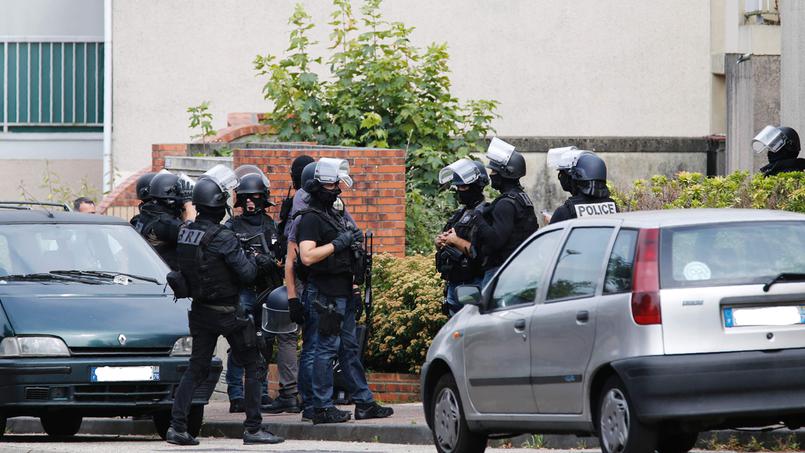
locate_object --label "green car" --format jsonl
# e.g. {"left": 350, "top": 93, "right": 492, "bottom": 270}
{"left": 0, "top": 206, "right": 221, "bottom": 439}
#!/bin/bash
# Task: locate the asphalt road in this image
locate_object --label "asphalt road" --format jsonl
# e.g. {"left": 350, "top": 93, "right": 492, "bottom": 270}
{"left": 0, "top": 435, "right": 733, "bottom": 453}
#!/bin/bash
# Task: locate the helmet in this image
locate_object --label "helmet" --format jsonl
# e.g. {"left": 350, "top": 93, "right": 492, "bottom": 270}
{"left": 485, "top": 137, "right": 526, "bottom": 179}
{"left": 192, "top": 165, "right": 239, "bottom": 208}
{"left": 439, "top": 158, "right": 489, "bottom": 188}
{"left": 261, "top": 286, "right": 298, "bottom": 334}
{"left": 234, "top": 165, "right": 270, "bottom": 208}
{"left": 300, "top": 161, "right": 317, "bottom": 189}
{"left": 569, "top": 153, "right": 607, "bottom": 181}
{"left": 291, "top": 155, "right": 315, "bottom": 190}
{"left": 135, "top": 172, "right": 157, "bottom": 201}
{"left": 149, "top": 172, "right": 183, "bottom": 203}
{"left": 302, "top": 158, "right": 353, "bottom": 193}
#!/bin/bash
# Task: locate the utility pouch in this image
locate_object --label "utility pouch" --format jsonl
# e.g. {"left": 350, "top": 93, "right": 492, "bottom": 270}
{"left": 166, "top": 271, "right": 189, "bottom": 299}
{"left": 314, "top": 299, "right": 343, "bottom": 337}
{"left": 239, "top": 314, "right": 257, "bottom": 349}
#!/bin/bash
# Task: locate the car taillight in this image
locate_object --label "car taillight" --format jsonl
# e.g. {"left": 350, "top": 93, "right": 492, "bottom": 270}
{"left": 631, "top": 228, "right": 661, "bottom": 325}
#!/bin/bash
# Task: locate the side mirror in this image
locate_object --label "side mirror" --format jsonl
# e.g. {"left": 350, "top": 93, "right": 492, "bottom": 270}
{"left": 456, "top": 285, "right": 482, "bottom": 307}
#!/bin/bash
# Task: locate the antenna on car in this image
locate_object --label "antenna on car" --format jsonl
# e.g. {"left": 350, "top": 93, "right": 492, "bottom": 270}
{"left": 0, "top": 201, "right": 70, "bottom": 218}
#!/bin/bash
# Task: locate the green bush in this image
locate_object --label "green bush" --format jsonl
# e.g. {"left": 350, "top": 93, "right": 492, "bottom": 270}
{"left": 366, "top": 253, "right": 446, "bottom": 374}
{"left": 611, "top": 170, "right": 805, "bottom": 213}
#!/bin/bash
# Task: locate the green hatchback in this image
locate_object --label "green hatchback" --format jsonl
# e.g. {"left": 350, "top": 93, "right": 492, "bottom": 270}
{"left": 0, "top": 207, "right": 221, "bottom": 439}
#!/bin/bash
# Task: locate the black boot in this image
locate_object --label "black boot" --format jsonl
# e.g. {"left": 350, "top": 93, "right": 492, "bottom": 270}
{"left": 243, "top": 428, "right": 284, "bottom": 445}
{"left": 262, "top": 396, "right": 301, "bottom": 414}
{"left": 166, "top": 426, "right": 200, "bottom": 446}
{"left": 229, "top": 398, "right": 245, "bottom": 413}
{"left": 355, "top": 401, "right": 394, "bottom": 420}
{"left": 312, "top": 406, "right": 351, "bottom": 424}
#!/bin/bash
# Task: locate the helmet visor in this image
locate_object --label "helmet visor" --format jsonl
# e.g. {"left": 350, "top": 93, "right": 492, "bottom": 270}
{"left": 234, "top": 165, "right": 270, "bottom": 189}
{"left": 752, "top": 125, "right": 787, "bottom": 154}
{"left": 547, "top": 147, "right": 593, "bottom": 170}
{"left": 438, "top": 158, "right": 481, "bottom": 185}
{"left": 486, "top": 137, "right": 516, "bottom": 167}
{"left": 315, "top": 158, "right": 353, "bottom": 188}
{"left": 202, "top": 164, "right": 239, "bottom": 192}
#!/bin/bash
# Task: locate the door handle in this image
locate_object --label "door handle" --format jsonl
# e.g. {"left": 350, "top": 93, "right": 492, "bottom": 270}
{"left": 576, "top": 310, "right": 590, "bottom": 323}
{"left": 514, "top": 319, "right": 526, "bottom": 331}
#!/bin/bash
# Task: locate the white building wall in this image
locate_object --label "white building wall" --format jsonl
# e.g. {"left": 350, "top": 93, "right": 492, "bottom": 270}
{"left": 112, "top": 0, "right": 714, "bottom": 179}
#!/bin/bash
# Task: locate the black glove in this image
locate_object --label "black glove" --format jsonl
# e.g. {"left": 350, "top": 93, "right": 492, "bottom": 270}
{"left": 255, "top": 254, "right": 273, "bottom": 269}
{"left": 351, "top": 228, "right": 364, "bottom": 244}
{"left": 288, "top": 297, "right": 305, "bottom": 324}
{"left": 331, "top": 230, "right": 355, "bottom": 252}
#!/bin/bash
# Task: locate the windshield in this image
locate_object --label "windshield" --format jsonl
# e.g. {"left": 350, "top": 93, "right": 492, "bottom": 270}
{"left": 660, "top": 221, "right": 805, "bottom": 289}
{"left": 0, "top": 224, "right": 169, "bottom": 283}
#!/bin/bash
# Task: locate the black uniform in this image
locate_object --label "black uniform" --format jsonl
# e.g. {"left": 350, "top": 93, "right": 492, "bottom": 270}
{"left": 297, "top": 203, "right": 355, "bottom": 297}
{"left": 226, "top": 214, "right": 284, "bottom": 297}
{"left": 436, "top": 202, "right": 487, "bottom": 284}
{"left": 549, "top": 194, "right": 619, "bottom": 224}
{"left": 134, "top": 200, "right": 184, "bottom": 270}
{"left": 473, "top": 189, "right": 538, "bottom": 270}
{"left": 760, "top": 158, "right": 805, "bottom": 176}
{"left": 170, "top": 215, "right": 264, "bottom": 434}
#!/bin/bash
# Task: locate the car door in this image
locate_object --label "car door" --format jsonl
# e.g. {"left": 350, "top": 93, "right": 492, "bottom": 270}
{"left": 531, "top": 226, "right": 616, "bottom": 414}
{"left": 463, "top": 229, "right": 564, "bottom": 414}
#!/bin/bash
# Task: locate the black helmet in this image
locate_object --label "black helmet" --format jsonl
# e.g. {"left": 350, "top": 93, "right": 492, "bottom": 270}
{"left": 192, "top": 177, "right": 229, "bottom": 208}
{"left": 135, "top": 172, "right": 157, "bottom": 201}
{"left": 439, "top": 158, "right": 489, "bottom": 188}
{"left": 485, "top": 138, "right": 526, "bottom": 179}
{"left": 569, "top": 153, "right": 607, "bottom": 181}
{"left": 261, "top": 286, "right": 297, "bottom": 334}
{"left": 300, "top": 162, "right": 317, "bottom": 190}
{"left": 291, "top": 155, "right": 315, "bottom": 190}
{"left": 301, "top": 158, "right": 352, "bottom": 193}
{"left": 779, "top": 127, "right": 801, "bottom": 156}
{"left": 149, "top": 172, "right": 183, "bottom": 203}
{"left": 236, "top": 173, "right": 269, "bottom": 197}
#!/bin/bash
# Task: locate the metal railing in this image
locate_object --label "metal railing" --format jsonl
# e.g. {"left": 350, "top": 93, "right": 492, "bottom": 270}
{"left": 1, "top": 37, "right": 104, "bottom": 132}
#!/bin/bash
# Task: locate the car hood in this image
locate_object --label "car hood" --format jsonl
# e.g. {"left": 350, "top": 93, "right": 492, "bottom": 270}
{"left": 0, "top": 284, "right": 190, "bottom": 349}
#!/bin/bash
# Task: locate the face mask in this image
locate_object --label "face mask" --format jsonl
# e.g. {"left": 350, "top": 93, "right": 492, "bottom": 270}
{"left": 558, "top": 171, "right": 573, "bottom": 193}
{"left": 456, "top": 186, "right": 484, "bottom": 206}
{"left": 490, "top": 174, "right": 504, "bottom": 191}
{"left": 314, "top": 186, "right": 342, "bottom": 207}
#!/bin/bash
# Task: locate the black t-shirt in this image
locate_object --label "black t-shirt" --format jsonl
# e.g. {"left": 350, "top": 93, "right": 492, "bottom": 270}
{"left": 297, "top": 211, "right": 353, "bottom": 297}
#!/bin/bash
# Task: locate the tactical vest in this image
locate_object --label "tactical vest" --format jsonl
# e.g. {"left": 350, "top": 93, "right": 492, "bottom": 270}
{"left": 296, "top": 208, "right": 356, "bottom": 276}
{"left": 176, "top": 221, "right": 240, "bottom": 306}
{"left": 485, "top": 190, "right": 539, "bottom": 267}
{"left": 229, "top": 215, "right": 282, "bottom": 291}
{"left": 562, "top": 195, "right": 618, "bottom": 220}
{"left": 436, "top": 204, "right": 486, "bottom": 283}
{"left": 135, "top": 206, "right": 180, "bottom": 270}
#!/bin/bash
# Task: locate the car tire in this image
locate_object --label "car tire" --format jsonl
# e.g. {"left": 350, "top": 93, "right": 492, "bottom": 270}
{"left": 657, "top": 430, "right": 698, "bottom": 453}
{"left": 596, "top": 375, "right": 657, "bottom": 453}
{"left": 431, "top": 373, "right": 487, "bottom": 453}
{"left": 41, "top": 414, "right": 82, "bottom": 437}
{"left": 153, "top": 405, "right": 203, "bottom": 439}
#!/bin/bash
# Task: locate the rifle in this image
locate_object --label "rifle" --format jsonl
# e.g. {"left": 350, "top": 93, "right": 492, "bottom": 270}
{"left": 360, "top": 231, "right": 374, "bottom": 362}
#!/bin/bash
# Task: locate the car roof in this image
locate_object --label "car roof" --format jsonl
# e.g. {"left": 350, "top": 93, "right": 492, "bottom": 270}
{"left": 564, "top": 208, "right": 805, "bottom": 229}
{"left": 0, "top": 209, "right": 130, "bottom": 225}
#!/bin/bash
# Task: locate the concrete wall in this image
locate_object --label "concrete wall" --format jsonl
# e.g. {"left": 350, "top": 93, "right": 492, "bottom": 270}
{"left": 0, "top": 0, "right": 103, "bottom": 37}
{"left": 781, "top": 0, "right": 805, "bottom": 135}
{"left": 111, "top": 0, "right": 715, "bottom": 180}
{"left": 725, "top": 54, "right": 780, "bottom": 173}
{"left": 0, "top": 159, "right": 102, "bottom": 203}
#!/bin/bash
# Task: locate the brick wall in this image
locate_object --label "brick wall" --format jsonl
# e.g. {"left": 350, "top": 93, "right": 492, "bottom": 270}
{"left": 234, "top": 144, "right": 406, "bottom": 256}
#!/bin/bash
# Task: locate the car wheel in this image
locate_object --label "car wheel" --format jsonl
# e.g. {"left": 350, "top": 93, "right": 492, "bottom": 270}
{"left": 41, "top": 414, "right": 82, "bottom": 437}
{"left": 597, "top": 376, "right": 657, "bottom": 453}
{"left": 431, "top": 373, "right": 487, "bottom": 453}
{"left": 153, "top": 405, "right": 203, "bottom": 439}
{"left": 657, "top": 430, "right": 698, "bottom": 453}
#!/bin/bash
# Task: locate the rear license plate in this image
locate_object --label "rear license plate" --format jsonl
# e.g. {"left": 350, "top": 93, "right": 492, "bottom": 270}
{"left": 723, "top": 306, "right": 805, "bottom": 328}
{"left": 90, "top": 366, "right": 160, "bottom": 383}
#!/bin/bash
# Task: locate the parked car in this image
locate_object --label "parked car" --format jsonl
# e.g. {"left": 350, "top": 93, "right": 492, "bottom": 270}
{"left": 422, "top": 209, "right": 805, "bottom": 453}
{"left": 0, "top": 204, "right": 221, "bottom": 439}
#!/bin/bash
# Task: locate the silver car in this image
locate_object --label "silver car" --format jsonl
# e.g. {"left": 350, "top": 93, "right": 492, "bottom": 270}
{"left": 421, "top": 209, "right": 805, "bottom": 453}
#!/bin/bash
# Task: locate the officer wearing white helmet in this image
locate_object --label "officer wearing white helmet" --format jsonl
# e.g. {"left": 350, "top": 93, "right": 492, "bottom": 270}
{"left": 546, "top": 147, "right": 618, "bottom": 224}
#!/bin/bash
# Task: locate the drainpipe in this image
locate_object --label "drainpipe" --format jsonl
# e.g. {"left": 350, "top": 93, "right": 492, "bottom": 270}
{"left": 102, "top": 0, "right": 113, "bottom": 192}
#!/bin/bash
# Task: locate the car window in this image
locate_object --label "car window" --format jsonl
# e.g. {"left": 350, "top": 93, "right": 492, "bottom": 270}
{"left": 604, "top": 229, "right": 638, "bottom": 294}
{"left": 489, "top": 230, "right": 562, "bottom": 310}
{"left": 547, "top": 227, "right": 614, "bottom": 301}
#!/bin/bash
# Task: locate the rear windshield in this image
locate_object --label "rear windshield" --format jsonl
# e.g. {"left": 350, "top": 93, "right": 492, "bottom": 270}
{"left": 660, "top": 221, "right": 805, "bottom": 289}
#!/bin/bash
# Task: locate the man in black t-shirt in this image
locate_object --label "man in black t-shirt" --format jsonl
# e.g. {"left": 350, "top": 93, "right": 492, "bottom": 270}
{"left": 297, "top": 158, "right": 393, "bottom": 425}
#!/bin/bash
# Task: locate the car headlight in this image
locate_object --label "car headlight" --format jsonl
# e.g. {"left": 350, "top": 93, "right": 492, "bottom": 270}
{"left": 0, "top": 337, "right": 70, "bottom": 357}
{"left": 171, "top": 336, "right": 193, "bottom": 356}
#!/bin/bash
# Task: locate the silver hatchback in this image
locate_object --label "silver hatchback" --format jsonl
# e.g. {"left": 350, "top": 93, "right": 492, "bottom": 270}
{"left": 421, "top": 209, "right": 805, "bottom": 453}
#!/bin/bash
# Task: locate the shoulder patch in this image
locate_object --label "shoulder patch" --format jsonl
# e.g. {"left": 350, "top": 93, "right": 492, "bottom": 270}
{"left": 177, "top": 228, "right": 205, "bottom": 246}
{"left": 573, "top": 201, "right": 618, "bottom": 218}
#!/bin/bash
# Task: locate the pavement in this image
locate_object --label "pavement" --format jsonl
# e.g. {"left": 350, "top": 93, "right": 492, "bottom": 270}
{"left": 6, "top": 400, "right": 805, "bottom": 449}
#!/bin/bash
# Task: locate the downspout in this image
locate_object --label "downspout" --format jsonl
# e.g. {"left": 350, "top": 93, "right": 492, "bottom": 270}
{"left": 102, "top": 0, "right": 113, "bottom": 192}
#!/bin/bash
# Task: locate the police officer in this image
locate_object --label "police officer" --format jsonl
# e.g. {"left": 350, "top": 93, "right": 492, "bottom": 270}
{"left": 471, "top": 138, "right": 539, "bottom": 287}
{"left": 435, "top": 158, "right": 489, "bottom": 316}
{"left": 548, "top": 150, "right": 618, "bottom": 224}
{"left": 278, "top": 155, "right": 316, "bottom": 256}
{"left": 297, "top": 158, "right": 393, "bottom": 425}
{"left": 167, "top": 165, "right": 283, "bottom": 446}
{"left": 129, "top": 172, "right": 157, "bottom": 227}
{"left": 753, "top": 125, "right": 805, "bottom": 176}
{"left": 135, "top": 171, "right": 193, "bottom": 270}
{"left": 223, "top": 166, "right": 282, "bottom": 412}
